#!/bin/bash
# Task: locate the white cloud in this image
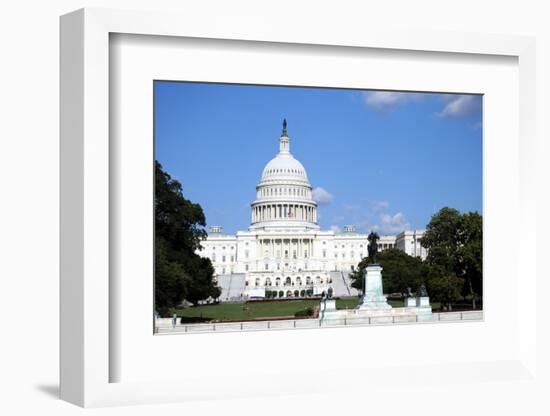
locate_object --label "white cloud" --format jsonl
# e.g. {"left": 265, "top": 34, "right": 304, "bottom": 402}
{"left": 438, "top": 95, "right": 481, "bottom": 118}
{"left": 372, "top": 200, "right": 389, "bottom": 213}
{"left": 378, "top": 212, "right": 410, "bottom": 234}
{"left": 312, "top": 187, "right": 334, "bottom": 205}
{"left": 363, "top": 91, "right": 424, "bottom": 110}
{"left": 330, "top": 225, "right": 342, "bottom": 234}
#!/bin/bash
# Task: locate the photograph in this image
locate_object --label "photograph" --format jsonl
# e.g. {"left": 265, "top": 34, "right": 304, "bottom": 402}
{"left": 153, "top": 81, "right": 483, "bottom": 334}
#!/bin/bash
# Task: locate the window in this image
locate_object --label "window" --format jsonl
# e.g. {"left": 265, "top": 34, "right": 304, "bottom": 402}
{"left": 304, "top": 250, "right": 308, "bottom": 258}
{"left": 265, "top": 263, "right": 269, "bottom": 270}
{"left": 245, "top": 250, "right": 249, "bottom": 258}
{"left": 212, "top": 253, "right": 216, "bottom": 262}
{"left": 245, "top": 264, "right": 249, "bottom": 271}
{"left": 323, "top": 250, "right": 326, "bottom": 258}
{"left": 222, "top": 255, "right": 226, "bottom": 262}
{"left": 230, "top": 256, "right": 234, "bottom": 262}
{"left": 284, "top": 250, "right": 289, "bottom": 258}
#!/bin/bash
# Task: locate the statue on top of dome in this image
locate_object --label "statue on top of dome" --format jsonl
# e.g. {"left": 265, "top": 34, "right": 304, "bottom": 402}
{"left": 282, "top": 118, "right": 288, "bottom": 136}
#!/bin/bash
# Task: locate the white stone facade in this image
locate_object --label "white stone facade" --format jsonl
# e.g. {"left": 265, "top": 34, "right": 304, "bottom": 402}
{"left": 196, "top": 122, "right": 427, "bottom": 299}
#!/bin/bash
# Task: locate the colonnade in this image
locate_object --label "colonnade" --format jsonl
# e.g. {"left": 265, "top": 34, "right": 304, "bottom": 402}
{"left": 251, "top": 203, "right": 317, "bottom": 223}
{"left": 257, "top": 237, "right": 313, "bottom": 259}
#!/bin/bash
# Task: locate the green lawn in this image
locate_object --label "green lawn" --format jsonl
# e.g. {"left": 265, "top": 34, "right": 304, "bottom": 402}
{"left": 175, "top": 298, "right": 409, "bottom": 323}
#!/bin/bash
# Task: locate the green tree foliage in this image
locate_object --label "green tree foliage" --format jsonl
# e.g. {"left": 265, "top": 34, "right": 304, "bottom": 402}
{"left": 421, "top": 207, "right": 483, "bottom": 310}
{"left": 349, "top": 249, "right": 427, "bottom": 295}
{"left": 155, "top": 161, "right": 220, "bottom": 315}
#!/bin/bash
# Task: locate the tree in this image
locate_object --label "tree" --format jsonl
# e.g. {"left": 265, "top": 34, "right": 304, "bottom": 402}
{"left": 349, "top": 249, "right": 427, "bottom": 295}
{"left": 421, "top": 207, "right": 483, "bottom": 310}
{"left": 155, "top": 161, "right": 220, "bottom": 315}
{"left": 459, "top": 212, "right": 483, "bottom": 308}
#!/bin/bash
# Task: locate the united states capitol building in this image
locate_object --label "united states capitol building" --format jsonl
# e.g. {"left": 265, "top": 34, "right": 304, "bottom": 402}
{"left": 197, "top": 121, "right": 427, "bottom": 301}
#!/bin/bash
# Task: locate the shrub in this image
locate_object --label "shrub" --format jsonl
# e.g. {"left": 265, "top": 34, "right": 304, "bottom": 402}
{"left": 295, "top": 306, "right": 314, "bottom": 318}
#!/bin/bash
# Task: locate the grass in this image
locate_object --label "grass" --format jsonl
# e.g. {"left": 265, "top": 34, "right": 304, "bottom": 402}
{"left": 175, "top": 298, "right": 415, "bottom": 323}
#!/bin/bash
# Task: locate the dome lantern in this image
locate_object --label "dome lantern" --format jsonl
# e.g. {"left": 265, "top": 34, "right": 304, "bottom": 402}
{"left": 279, "top": 118, "right": 290, "bottom": 154}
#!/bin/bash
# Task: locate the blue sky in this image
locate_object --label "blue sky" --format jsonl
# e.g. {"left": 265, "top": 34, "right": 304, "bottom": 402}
{"left": 155, "top": 82, "right": 482, "bottom": 235}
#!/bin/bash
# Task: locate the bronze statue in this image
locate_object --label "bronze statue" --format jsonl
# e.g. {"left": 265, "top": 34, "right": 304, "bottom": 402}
{"left": 418, "top": 284, "right": 428, "bottom": 297}
{"left": 367, "top": 231, "right": 380, "bottom": 264}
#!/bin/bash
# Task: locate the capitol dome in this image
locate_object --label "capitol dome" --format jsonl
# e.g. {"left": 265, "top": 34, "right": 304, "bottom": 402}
{"left": 261, "top": 155, "right": 308, "bottom": 182}
{"left": 249, "top": 120, "right": 319, "bottom": 231}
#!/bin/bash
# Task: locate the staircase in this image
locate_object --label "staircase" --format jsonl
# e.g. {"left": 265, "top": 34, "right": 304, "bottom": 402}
{"left": 329, "top": 271, "right": 359, "bottom": 297}
{"left": 216, "top": 273, "right": 246, "bottom": 302}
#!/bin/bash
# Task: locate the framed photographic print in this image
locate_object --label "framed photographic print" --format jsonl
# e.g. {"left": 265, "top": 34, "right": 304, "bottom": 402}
{"left": 60, "top": 8, "right": 537, "bottom": 408}
{"left": 152, "top": 81, "right": 483, "bottom": 336}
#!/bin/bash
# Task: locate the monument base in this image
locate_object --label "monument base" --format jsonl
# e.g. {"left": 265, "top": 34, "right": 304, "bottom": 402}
{"left": 319, "top": 298, "right": 337, "bottom": 320}
{"left": 405, "top": 297, "right": 416, "bottom": 307}
{"left": 358, "top": 265, "right": 392, "bottom": 310}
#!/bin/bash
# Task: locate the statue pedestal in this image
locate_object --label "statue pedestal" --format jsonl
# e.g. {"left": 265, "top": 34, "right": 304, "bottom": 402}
{"left": 319, "top": 298, "right": 337, "bottom": 320}
{"left": 320, "top": 299, "right": 336, "bottom": 313}
{"left": 405, "top": 297, "right": 416, "bottom": 307}
{"left": 416, "top": 296, "right": 431, "bottom": 308}
{"left": 358, "top": 265, "right": 392, "bottom": 310}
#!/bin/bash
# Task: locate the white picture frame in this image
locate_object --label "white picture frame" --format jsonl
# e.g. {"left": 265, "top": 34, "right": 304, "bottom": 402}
{"left": 60, "top": 8, "right": 537, "bottom": 408}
